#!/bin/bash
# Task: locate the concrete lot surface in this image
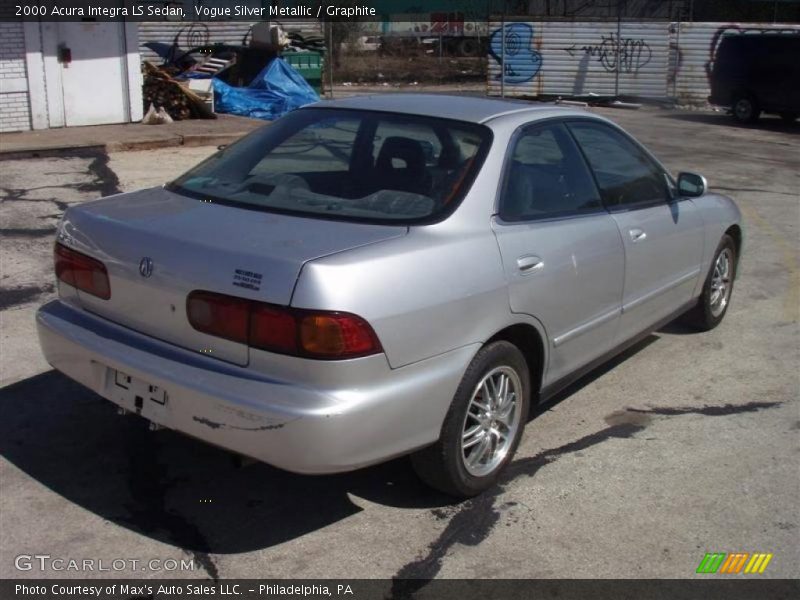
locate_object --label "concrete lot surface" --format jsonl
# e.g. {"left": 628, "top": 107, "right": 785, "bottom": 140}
{"left": 0, "top": 105, "right": 798, "bottom": 583}
{"left": 0, "top": 114, "right": 263, "bottom": 158}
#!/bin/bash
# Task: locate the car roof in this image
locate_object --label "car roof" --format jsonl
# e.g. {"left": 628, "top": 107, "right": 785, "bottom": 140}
{"left": 308, "top": 93, "right": 585, "bottom": 124}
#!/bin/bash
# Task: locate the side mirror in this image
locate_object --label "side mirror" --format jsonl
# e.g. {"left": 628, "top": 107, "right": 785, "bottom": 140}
{"left": 677, "top": 172, "right": 707, "bottom": 198}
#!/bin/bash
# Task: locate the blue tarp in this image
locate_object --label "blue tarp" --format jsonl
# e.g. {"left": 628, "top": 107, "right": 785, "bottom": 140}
{"left": 212, "top": 57, "right": 319, "bottom": 121}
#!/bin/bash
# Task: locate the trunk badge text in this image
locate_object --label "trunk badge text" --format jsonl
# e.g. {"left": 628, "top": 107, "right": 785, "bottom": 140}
{"left": 139, "top": 257, "right": 154, "bottom": 278}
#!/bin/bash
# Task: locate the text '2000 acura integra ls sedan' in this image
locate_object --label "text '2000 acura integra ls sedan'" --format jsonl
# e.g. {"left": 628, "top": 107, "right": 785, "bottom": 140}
{"left": 38, "top": 95, "right": 742, "bottom": 497}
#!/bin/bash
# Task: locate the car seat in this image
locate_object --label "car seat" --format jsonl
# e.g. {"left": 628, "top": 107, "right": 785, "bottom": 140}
{"left": 374, "top": 137, "right": 432, "bottom": 196}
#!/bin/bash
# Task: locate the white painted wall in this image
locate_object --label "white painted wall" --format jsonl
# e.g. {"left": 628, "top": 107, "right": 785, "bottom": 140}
{"left": 0, "top": 22, "right": 32, "bottom": 132}
{"left": 0, "top": 21, "right": 142, "bottom": 132}
{"left": 58, "top": 22, "right": 128, "bottom": 127}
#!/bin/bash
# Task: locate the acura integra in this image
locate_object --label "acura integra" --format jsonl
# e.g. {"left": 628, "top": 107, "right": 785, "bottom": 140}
{"left": 38, "top": 95, "right": 742, "bottom": 497}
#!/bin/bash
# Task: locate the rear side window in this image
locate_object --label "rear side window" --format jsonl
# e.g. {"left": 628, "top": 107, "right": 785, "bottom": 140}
{"left": 499, "top": 122, "right": 601, "bottom": 221}
{"left": 567, "top": 121, "right": 670, "bottom": 209}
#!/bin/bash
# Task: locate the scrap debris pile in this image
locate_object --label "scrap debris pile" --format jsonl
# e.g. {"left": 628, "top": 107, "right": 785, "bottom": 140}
{"left": 141, "top": 23, "right": 322, "bottom": 123}
{"left": 142, "top": 63, "right": 215, "bottom": 121}
{"left": 285, "top": 31, "right": 325, "bottom": 52}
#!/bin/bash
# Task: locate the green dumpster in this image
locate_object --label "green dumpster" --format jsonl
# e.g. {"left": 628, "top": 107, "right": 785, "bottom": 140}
{"left": 283, "top": 52, "right": 323, "bottom": 95}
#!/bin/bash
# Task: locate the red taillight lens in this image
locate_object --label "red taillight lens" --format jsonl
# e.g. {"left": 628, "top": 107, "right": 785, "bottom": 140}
{"left": 249, "top": 303, "right": 298, "bottom": 355}
{"left": 186, "top": 290, "right": 382, "bottom": 360}
{"left": 54, "top": 243, "right": 111, "bottom": 300}
{"left": 187, "top": 291, "right": 250, "bottom": 344}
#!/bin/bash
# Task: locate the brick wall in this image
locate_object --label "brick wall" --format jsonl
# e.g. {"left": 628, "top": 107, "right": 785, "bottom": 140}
{"left": 0, "top": 21, "right": 32, "bottom": 132}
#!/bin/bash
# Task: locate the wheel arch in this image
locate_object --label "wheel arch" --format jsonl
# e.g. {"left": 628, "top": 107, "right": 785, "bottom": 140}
{"left": 485, "top": 322, "right": 547, "bottom": 403}
{"left": 725, "top": 223, "right": 743, "bottom": 267}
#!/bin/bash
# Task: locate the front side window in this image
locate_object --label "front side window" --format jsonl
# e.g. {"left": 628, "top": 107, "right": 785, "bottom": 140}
{"left": 567, "top": 121, "right": 670, "bottom": 208}
{"left": 499, "top": 122, "right": 601, "bottom": 221}
{"left": 170, "top": 108, "right": 491, "bottom": 223}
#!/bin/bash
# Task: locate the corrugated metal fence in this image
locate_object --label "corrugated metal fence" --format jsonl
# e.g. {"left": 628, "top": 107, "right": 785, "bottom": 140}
{"left": 139, "top": 22, "right": 257, "bottom": 64}
{"left": 487, "top": 20, "right": 800, "bottom": 103}
{"left": 138, "top": 21, "right": 323, "bottom": 65}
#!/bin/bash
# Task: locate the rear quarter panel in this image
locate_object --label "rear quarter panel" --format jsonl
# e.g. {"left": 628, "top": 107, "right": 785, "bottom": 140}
{"left": 290, "top": 226, "right": 514, "bottom": 368}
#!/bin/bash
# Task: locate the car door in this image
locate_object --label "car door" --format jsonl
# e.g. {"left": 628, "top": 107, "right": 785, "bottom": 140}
{"left": 567, "top": 120, "right": 705, "bottom": 343}
{"left": 492, "top": 121, "right": 625, "bottom": 386}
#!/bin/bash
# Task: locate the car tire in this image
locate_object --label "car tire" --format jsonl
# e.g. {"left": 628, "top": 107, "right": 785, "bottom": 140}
{"left": 457, "top": 38, "right": 480, "bottom": 57}
{"left": 731, "top": 93, "right": 760, "bottom": 123}
{"left": 779, "top": 112, "right": 798, "bottom": 123}
{"left": 411, "top": 341, "right": 530, "bottom": 497}
{"left": 686, "top": 234, "right": 737, "bottom": 331}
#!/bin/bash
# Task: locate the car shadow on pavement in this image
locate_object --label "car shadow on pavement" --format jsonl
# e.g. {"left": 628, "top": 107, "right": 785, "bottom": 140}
{"left": 0, "top": 370, "right": 457, "bottom": 555}
{"left": 0, "top": 334, "right": 661, "bottom": 556}
{"left": 532, "top": 334, "right": 658, "bottom": 417}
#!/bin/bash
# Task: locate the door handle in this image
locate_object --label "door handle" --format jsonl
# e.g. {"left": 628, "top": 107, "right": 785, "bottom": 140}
{"left": 629, "top": 228, "right": 647, "bottom": 242}
{"left": 516, "top": 255, "right": 544, "bottom": 273}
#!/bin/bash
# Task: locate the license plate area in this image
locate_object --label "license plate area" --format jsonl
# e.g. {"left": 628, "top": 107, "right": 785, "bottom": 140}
{"left": 107, "top": 368, "right": 168, "bottom": 418}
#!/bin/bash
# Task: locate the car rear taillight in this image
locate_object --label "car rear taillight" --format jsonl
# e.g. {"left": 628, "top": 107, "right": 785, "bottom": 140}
{"left": 185, "top": 290, "right": 249, "bottom": 344}
{"left": 186, "top": 290, "right": 382, "bottom": 360}
{"left": 54, "top": 242, "right": 111, "bottom": 300}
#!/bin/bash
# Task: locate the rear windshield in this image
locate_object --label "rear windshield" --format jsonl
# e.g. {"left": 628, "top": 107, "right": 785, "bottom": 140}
{"left": 169, "top": 108, "right": 492, "bottom": 223}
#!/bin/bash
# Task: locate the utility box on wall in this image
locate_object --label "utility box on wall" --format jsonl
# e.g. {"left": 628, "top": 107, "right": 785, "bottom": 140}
{"left": 0, "top": 21, "right": 143, "bottom": 132}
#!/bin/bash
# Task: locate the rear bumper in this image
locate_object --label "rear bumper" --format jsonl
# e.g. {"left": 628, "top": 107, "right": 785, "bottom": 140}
{"left": 36, "top": 300, "right": 475, "bottom": 474}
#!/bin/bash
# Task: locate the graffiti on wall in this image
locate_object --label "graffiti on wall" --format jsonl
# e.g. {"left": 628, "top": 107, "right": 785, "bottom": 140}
{"left": 173, "top": 22, "right": 210, "bottom": 49}
{"left": 489, "top": 23, "right": 543, "bottom": 84}
{"left": 563, "top": 34, "right": 653, "bottom": 73}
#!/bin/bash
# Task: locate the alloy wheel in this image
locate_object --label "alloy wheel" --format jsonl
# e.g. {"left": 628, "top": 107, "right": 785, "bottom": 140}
{"left": 461, "top": 366, "right": 522, "bottom": 477}
{"left": 710, "top": 248, "right": 733, "bottom": 318}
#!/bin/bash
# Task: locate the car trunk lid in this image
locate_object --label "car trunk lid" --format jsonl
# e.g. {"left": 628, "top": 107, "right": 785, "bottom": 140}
{"left": 59, "top": 187, "right": 406, "bottom": 365}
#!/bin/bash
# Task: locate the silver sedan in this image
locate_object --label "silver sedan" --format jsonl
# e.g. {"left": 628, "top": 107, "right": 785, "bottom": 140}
{"left": 37, "top": 95, "right": 742, "bottom": 497}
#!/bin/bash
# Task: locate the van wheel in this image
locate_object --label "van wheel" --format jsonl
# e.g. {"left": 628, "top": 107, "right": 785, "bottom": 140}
{"left": 686, "top": 235, "right": 737, "bottom": 331}
{"left": 732, "top": 94, "right": 760, "bottom": 123}
{"left": 457, "top": 38, "right": 481, "bottom": 57}
{"left": 779, "top": 112, "right": 798, "bottom": 123}
{"left": 411, "top": 341, "right": 530, "bottom": 497}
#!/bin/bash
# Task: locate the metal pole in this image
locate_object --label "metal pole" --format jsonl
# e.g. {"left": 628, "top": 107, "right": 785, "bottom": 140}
{"left": 673, "top": 22, "right": 680, "bottom": 99}
{"left": 614, "top": 1, "right": 622, "bottom": 98}
{"left": 327, "top": 21, "right": 334, "bottom": 99}
{"left": 500, "top": 14, "right": 506, "bottom": 98}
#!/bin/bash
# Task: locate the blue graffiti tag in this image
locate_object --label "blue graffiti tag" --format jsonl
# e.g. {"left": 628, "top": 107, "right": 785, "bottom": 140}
{"left": 489, "top": 23, "right": 543, "bottom": 84}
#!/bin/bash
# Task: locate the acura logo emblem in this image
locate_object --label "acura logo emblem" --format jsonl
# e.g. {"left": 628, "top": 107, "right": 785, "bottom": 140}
{"left": 139, "top": 257, "right": 154, "bottom": 278}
